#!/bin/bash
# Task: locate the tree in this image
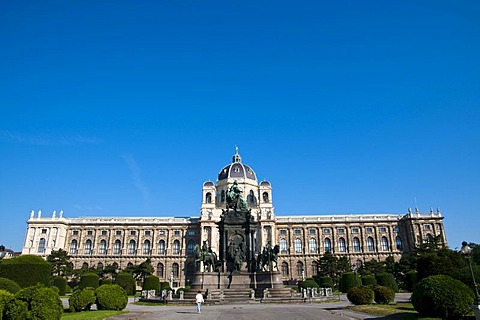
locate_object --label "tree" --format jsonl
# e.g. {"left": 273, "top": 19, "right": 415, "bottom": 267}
{"left": 316, "top": 252, "right": 352, "bottom": 289}
{"left": 47, "top": 249, "right": 73, "bottom": 277}
{"left": 416, "top": 248, "right": 466, "bottom": 281}
{"left": 124, "top": 259, "right": 154, "bottom": 283}
{"left": 362, "top": 259, "right": 385, "bottom": 275}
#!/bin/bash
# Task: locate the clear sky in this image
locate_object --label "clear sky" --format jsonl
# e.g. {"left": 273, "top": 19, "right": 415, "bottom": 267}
{"left": 1, "top": 1, "right": 479, "bottom": 252}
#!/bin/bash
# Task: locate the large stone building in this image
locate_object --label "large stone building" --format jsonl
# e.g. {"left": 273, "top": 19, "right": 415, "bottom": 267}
{"left": 22, "top": 150, "right": 446, "bottom": 288}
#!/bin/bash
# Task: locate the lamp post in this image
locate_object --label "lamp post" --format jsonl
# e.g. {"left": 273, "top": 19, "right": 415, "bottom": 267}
{"left": 461, "top": 241, "right": 480, "bottom": 320}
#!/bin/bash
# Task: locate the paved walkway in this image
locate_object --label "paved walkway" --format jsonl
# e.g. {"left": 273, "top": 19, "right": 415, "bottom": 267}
{"left": 66, "top": 293, "right": 412, "bottom": 320}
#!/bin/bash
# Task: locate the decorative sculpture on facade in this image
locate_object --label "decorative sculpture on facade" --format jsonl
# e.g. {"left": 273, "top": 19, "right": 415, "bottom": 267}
{"left": 227, "top": 236, "right": 246, "bottom": 272}
{"left": 257, "top": 242, "right": 280, "bottom": 272}
{"left": 194, "top": 241, "right": 219, "bottom": 272}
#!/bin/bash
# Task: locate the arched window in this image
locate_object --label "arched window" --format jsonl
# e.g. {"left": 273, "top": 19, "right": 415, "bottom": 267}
{"left": 172, "top": 263, "right": 179, "bottom": 278}
{"left": 187, "top": 239, "right": 196, "bottom": 255}
{"left": 84, "top": 239, "right": 92, "bottom": 254}
{"left": 205, "top": 192, "right": 212, "bottom": 203}
{"left": 353, "top": 237, "right": 361, "bottom": 252}
{"left": 395, "top": 236, "right": 403, "bottom": 250}
{"left": 355, "top": 260, "right": 363, "bottom": 270}
{"left": 128, "top": 240, "right": 136, "bottom": 255}
{"left": 296, "top": 261, "right": 304, "bottom": 278}
{"left": 281, "top": 262, "right": 289, "bottom": 277}
{"left": 114, "top": 240, "right": 122, "bottom": 255}
{"left": 157, "top": 263, "right": 164, "bottom": 278}
{"left": 173, "top": 240, "right": 181, "bottom": 254}
{"left": 311, "top": 261, "right": 318, "bottom": 276}
{"left": 262, "top": 192, "right": 269, "bottom": 203}
{"left": 82, "top": 262, "right": 89, "bottom": 269}
{"left": 99, "top": 240, "right": 107, "bottom": 254}
{"left": 339, "top": 237, "right": 347, "bottom": 252}
{"left": 280, "top": 238, "right": 287, "bottom": 253}
{"left": 143, "top": 240, "right": 151, "bottom": 255}
{"left": 221, "top": 190, "right": 225, "bottom": 203}
{"left": 294, "top": 238, "right": 302, "bottom": 253}
{"left": 324, "top": 238, "right": 332, "bottom": 253}
{"left": 97, "top": 262, "right": 104, "bottom": 270}
{"left": 158, "top": 240, "right": 165, "bottom": 254}
{"left": 70, "top": 239, "right": 78, "bottom": 254}
{"left": 367, "top": 237, "right": 375, "bottom": 251}
{"left": 381, "top": 236, "right": 389, "bottom": 251}
{"left": 309, "top": 238, "right": 317, "bottom": 253}
{"left": 127, "top": 262, "right": 133, "bottom": 267}
{"left": 112, "top": 262, "right": 119, "bottom": 270}
{"left": 247, "top": 190, "right": 256, "bottom": 205}
{"left": 38, "top": 238, "right": 46, "bottom": 253}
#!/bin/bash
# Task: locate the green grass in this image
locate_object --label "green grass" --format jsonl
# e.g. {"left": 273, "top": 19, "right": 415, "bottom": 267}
{"left": 347, "top": 302, "right": 441, "bottom": 320}
{"left": 61, "top": 310, "right": 127, "bottom": 320}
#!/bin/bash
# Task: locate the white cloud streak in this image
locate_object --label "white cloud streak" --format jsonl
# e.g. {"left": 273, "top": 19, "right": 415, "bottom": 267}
{"left": 122, "top": 154, "right": 150, "bottom": 205}
{"left": 0, "top": 130, "right": 101, "bottom": 146}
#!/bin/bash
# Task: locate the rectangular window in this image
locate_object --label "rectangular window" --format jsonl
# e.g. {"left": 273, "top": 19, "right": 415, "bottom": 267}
{"left": 116, "top": 230, "right": 122, "bottom": 236}
{"left": 352, "top": 228, "right": 359, "bottom": 234}
{"left": 379, "top": 227, "right": 387, "bottom": 233}
{"left": 145, "top": 230, "right": 151, "bottom": 236}
{"left": 393, "top": 226, "right": 400, "bottom": 232}
{"left": 87, "top": 230, "right": 93, "bottom": 236}
{"left": 101, "top": 230, "right": 107, "bottom": 236}
{"left": 337, "top": 228, "right": 345, "bottom": 234}
{"left": 174, "top": 230, "right": 181, "bottom": 236}
{"left": 130, "top": 231, "right": 136, "bottom": 236}
{"left": 280, "top": 229, "right": 287, "bottom": 235}
{"left": 73, "top": 230, "right": 79, "bottom": 236}
{"left": 159, "top": 230, "right": 165, "bottom": 235}
{"left": 187, "top": 230, "right": 196, "bottom": 236}
{"left": 366, "top": 227, "right": 373, "bottom": 234}
{"left": 424, "top": 224, "right": 431, "bottom": 230}
{"left": 309, "top": 228, "right": 316, "bottom": 235}
{"left": 323, "top": 228, "right": 330, "bottom": 234}
{"left": 41, "top": 229, "right": 47, "bottom": 234}
{"left": 294, "top": 229, "right": 301, "bottom": 235}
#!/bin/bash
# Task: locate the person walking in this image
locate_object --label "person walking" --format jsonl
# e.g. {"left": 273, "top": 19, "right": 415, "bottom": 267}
{"left": 195, "top": 291, "right": 204, "bottom": 314}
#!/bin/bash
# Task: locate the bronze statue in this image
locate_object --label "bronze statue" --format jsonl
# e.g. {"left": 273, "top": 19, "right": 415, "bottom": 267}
{"left": 226, "top": 180, "right": 249, "bottom": 212}
{"left": 194, "top": 241, "right": 219, "bottom": 272}
{"left": 257, "top": 242, "right": 280, "bottom": 271}
{"left": 227, "top": 239, "right": 245, "bottom": 272}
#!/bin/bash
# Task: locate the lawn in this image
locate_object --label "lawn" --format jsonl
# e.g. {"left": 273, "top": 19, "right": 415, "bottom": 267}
{"left": 347, "top": 302, "right": 441, "bottom": 320}
{"left": 61, "top": 310, "right": 127, "bottom": 320}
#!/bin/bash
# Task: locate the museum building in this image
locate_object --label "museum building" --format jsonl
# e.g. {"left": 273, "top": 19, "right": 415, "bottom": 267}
{"left": 22, "top": 150, "right": 446, "bottom": 288}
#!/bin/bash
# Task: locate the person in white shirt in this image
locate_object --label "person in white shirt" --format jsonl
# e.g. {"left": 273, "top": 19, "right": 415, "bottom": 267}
{"left": 195, "top": 291, "right": 204, "bottom": 314}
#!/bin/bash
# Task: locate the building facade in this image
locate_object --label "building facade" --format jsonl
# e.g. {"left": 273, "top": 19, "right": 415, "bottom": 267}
{"left": 22, "top": 150, "right": 446, "bottom": 287}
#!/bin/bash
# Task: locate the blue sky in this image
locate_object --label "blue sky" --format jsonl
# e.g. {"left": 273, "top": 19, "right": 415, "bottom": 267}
{"left": 1, "top": 1, "right": 479, "bottom": 251}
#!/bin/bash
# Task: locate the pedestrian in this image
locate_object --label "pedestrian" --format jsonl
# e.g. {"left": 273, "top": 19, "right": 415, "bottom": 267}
{"left": 195, "top": 291, "right": 204, "bottom": 314}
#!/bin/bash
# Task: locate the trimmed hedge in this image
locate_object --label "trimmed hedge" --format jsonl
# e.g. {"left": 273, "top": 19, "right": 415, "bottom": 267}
{"left": 15, "top": 284, "right": 63, "bottom": 319}
{"left": 161, "top": 281, "right": 172, "bottom": 291}
{"left": 375, "top": 272, "right": 398, "bottom": 293}
{"left": 340, "top": 272, "right": 361, "bottom": 293}
{"left": 116, "top": 272, "right": 136, "bottom": 295}
{"left": 0, "top": 255, "right": 51, "bottom": 288}
{"left": 143, "top": 275, "right": 160, "bottom": 292}
{"left": 95, "top": 284, "right": 128, "bottom": 310}
{"left": 0, "top": 277, "right": 21, "bottom": 294}
{"left": 412, "top": 275, "right": 474, "bottom": 319}
{"left": 316, "top": 276, "right": 333, "bottom": 288}
{"left": 101, "top": 278, "right": 113, "bottom": 285}
{"left": 361, "top": 275, "right": 377, "bottom": 286}
{"left": 405, "top": 270, "right": 417, "bottom": 292}
{"left": 373, "top": 285, "right": 395, "bottom": 305}
{"left": 298, "top": 278, "right": 320, "bottom": 290}
{"left": 69, "top": 287, "right": 96, "bottom": 312}
{"left": 80, "top": 272, "right": 99, "bottom": 289}
{"left": 52, "top": 276, "right": 67, "bottom": 296}
{"left": 347, "top": 286, "right": 374, "bottom": 305}
{"left": 0, "top": 289, "right": 28, "bottom": 320}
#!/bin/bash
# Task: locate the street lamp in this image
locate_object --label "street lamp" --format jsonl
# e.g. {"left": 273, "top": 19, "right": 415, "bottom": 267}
{"left": 461, "top": 241, "right": 480, "bottom": 320}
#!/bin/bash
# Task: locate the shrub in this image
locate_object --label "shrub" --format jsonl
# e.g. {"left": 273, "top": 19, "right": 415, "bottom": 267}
{"left": 52, "top": 276, "right": 67, "bottom": 296}
{"left": 361, "top": 275, "right": 377, "bottom": 286}
{"left": 116, "top": 272, "right": 136, "bottom": 295}
{"left": 298, "top": 278, "right": 319, "bottom": 290}
{"left": 69, "top": 287, "right": 96, "bottom": 312}
{"left": 101, "top": 278, "right": 113, "bottom": 285}
{"left": 0, "top": 255, "right": 51, "bottom": 288}
{"left": 95, "top": 284, "right": 128, "bottom": 311}
{"left": 412, "top": 275, "right": 474, "bottom": 319}
{"left": 347, "top": 286, "right": 374, "bottom": 305}
{"left": 143, "top": 275, "right": 160, "bottom": 292}
{"left": 405, "top": 270, "right": 417, "bottom": 292}
{"left": 340, "top": 272, "right": 361, "bottom": 293}
{"left": 80, "top": 273, "right": 99, "bottom": 289}
{"left": 316, "top": 276, "right": 333, "bottom": 288}
{"left": 0, "top": 277, "right": 21, "bottom": 294}
{"left": 65, "top": 285, "right": 73, "bottom": 293}
{"left": 373, "top": 285, "right": 395, "bottom": 304}
{"left": 0, "top": 289, "right": 28, "bottom": 320}
{"left": 15, "top": 284, "right": 63, "bottom": 319}
{"left": 160, "top": 281, "right": 171, "bottom": 291}
{"left": 375, "top": 272, "right": 398, "bottom": 293}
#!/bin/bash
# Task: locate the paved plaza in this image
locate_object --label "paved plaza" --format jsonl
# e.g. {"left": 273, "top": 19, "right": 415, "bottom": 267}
{"left": 104, "top": 294, "right": 412, "bottom": 320}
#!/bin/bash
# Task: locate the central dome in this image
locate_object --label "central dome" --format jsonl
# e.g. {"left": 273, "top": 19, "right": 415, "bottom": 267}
{"left": 217, "top": 149, "right": 257, "bottom": 181}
